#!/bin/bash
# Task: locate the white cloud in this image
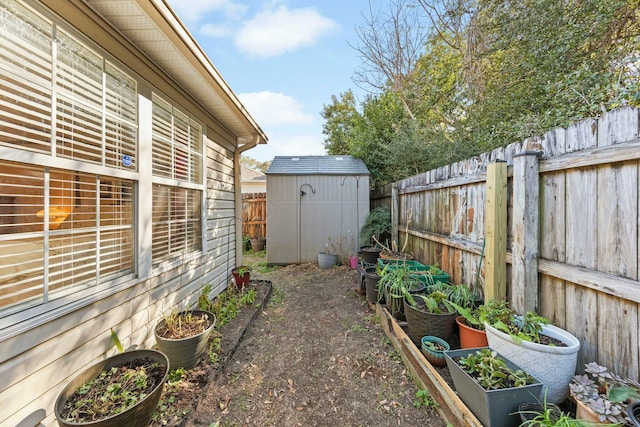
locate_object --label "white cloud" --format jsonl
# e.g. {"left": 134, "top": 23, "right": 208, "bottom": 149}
{"left": 247, "top": 133, "right": 326, "bottom": 162}
{"left": 169, "top": 0, "right": 247, "bottom": 23}
{"left": 234, "top": 6, "right": 339, "bottom": 57}
{"left": 239, "top": 91, "right": 314, "bottom": 126}
{"left": 200, "top": 23, "right": 233, "bottom": 38}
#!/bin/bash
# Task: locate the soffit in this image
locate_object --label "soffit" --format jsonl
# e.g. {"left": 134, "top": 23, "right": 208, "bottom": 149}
{"left": 84, "top": 0, "right": 266, "bottom": 146}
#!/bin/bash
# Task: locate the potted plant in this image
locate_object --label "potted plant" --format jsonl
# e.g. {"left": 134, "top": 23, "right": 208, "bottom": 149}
{"left": 359, "top": 207, "right": 390, "bottom": 263}
{"left": 154, "top": 308, "right": 216, "bottom": 370}
{"left": 483, "top": 300, "right": 581, "bottom": 403}
{"left": 570, "top": 361, "right": 640, "bottom": 425}
{"left": 54, "top": 349, "right": 169, "bottom": 427}
{"left": 403, "top": 289, "right": 457, "bottom": 346}
{"left": 444, "top": 347, "right": 543, "bottom": 427}
{"left": 518, "top": 401, "right": 576, "bottom": 426}
{"left": 421, "top": 335, "right": 450, "bottom": 367}
{"left": 231, "top": 265, "right": 252, "bottom": 288}
{"left": 378, "top": 263, "right": 425, "bottom": 320}
{"left": 448, "top": 300, "right": 489, "bottom": 349}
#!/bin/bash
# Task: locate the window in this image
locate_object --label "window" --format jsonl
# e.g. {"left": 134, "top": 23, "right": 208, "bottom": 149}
{"left": 151, "top": 95, "right": 203, "bottom": 263}
{"left": 0, "top": 0, "right": 137, "bottom": 315}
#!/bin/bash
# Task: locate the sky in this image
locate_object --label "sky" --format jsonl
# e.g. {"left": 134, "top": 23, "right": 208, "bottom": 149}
{"left": 167, "top": 0, "right": 373, "bottom": 163}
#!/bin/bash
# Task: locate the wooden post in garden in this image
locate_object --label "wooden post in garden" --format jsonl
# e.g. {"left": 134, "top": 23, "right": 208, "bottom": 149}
{"left": 484, "top": 161, "right": 507, "bottom": 302}
{"left": 391, "top": 183, "right": 399, "bottom": 249}
{"left": 512, "top": 151, "right": 541, "bottom": 313}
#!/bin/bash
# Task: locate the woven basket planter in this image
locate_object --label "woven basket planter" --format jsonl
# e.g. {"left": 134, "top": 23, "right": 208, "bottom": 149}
{"left": 404, "top": 299, "right": 457, "bottom": 347}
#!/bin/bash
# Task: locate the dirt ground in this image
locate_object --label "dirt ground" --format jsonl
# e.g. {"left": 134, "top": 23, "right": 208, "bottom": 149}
{"left": 156, "top": 251, "right": 448, "bottom": 427}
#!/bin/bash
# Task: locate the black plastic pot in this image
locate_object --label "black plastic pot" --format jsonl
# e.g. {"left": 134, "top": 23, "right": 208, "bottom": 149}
{"left": 155, "top": 310, "right": 216, "bottom": 370}
{"left": 359, "top": 245, "right": 381, "bottom": 264}
{"left": 363, "top": 266, "right": 382, "bottom": 305}
{"left": 54, "top": 349, "right": 169, "bottom": 427}
{"left": 628, "top": 400, "right": 640, "bottom": 426}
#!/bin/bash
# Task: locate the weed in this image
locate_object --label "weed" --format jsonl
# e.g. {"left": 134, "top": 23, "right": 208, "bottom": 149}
{"left": 350, "top": 323, "right": 368, "bottom": 333}
{"left": 254, "top": 261, "right": 279, "bottom": 273}
{"left": 168, "top": 367, "right": 187, "bottom": 383}
{"left": 269, "top": 288, "right": 285, "bottom": 305}
{"left": 414, "top": 389, "right": 437, "bottom": 409}
{"left": 240, "top": 288, "right": 257, "bottom": 306}
{"left": 208, "top": 337, "right": 221, "bottom": 364}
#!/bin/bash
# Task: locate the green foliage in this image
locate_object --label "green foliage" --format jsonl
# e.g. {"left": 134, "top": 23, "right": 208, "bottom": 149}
{"left": 360, "top": 207, "right": 391, "bottom": 246}
{"left": 323, "top": 0, "right": 640, "bottom": 188}
{"left": 459, "top": 348, "right": 536, "bottom": 390}
{"left": 239, "top": 155, "right": 270, "bottom": 173}
{"left": 413, "top": 389, "right": 437, "bottom": 409}
{"left": 110, "top": 328, "right": 124, "bottom": 353}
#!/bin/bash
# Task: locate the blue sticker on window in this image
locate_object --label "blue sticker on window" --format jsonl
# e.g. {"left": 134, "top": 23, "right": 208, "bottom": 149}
{"left": 122, "top": 155, "right": 132, "bottom": 167}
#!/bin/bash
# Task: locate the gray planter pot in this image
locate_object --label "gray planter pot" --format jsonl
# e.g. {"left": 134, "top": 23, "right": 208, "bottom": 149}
{"left": 155, "top": 310, "right": 216, "bottom": 370}
{"left": 444, "top": 347, "right": 543, "bottom": 427}
{"left": 318, "top": 252, "right": 338, "bottom": 269}
{"left": 54, "top": 349, "right": 169, "bottom": 427}
{"left": 484, "top": 319, "right": 580, "bottom": 403}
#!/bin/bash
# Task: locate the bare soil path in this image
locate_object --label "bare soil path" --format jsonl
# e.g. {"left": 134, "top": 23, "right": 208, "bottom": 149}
{"left": 185, "top": 253, "right": 447, "bottom": 427}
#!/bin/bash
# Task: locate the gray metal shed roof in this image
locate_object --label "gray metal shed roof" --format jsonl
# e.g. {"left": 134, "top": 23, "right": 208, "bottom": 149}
{"left": 266, "top": 155, "right": 370, "bottom": 175}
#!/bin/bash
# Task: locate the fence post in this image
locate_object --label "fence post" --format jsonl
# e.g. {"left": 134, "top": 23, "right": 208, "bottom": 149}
{"left": 484, "top": 161, "right": 507, "bottom": 302}
{"left": 512, "top": 151, "right": 542, "bottom": 313}
{"left": 391, "top": 184, "right": 399, "bottom": 249}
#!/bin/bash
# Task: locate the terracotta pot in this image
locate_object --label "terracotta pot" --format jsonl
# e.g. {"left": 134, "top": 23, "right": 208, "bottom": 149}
{"left": 456, "top": 316, "right": 488, "bottom": 348}
{"left": 574, "top": 395, "right": 610, "bottom": 424}
{"left": 250, "top": 237, "right": 266, "bottom": 252}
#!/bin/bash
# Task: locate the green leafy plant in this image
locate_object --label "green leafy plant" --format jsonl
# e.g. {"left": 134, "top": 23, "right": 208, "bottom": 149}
{"left": 481, "top": 299, "right": 551, "bottom": 344}
{"left": 111, "top": 328, "right": 124, "bottom": 353}
{"left": 404, "top": 290, "right": 455, "bottom": 315}
{"left": 458, "top": 348, "right": 536, "bottom": 390}
{"left": 360, "top": 206, "right": 391, "bottom": 246}
{"left": 413, "top": 389, "right": 437, "bottom": 409}
{"left": 518, "top": 399, "right": 590, "bottom": 426}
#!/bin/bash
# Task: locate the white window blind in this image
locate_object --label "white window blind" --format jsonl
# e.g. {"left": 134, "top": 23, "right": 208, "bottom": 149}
{"left": 151, "top": 94, "right": 202, "bottom": 183}
{"left": 0, "top": 0, "right": 139, "bottom": 316}
{"left": 0, "top": 161, "right": 134, "bottom": 312}
{"left": 0, "top": 0, "right": 53, "bottom": 153}
{"left": 151, "top": 94, "right": 203, "bottom": 264}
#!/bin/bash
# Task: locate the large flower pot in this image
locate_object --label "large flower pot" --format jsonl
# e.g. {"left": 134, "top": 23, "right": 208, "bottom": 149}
{"left": 404, "top": 299, "right": 457, "bottom": 346}
{"left": 484, "top": 320, "right": 580, "bottom": 403}
{"left": 364, "top": 266, "right": 382, "bottom": 305}
{"left": 155, "top": 310, "right": 216, "bottom": 370}
{"left": 250, "top": 237, "right": 266, "bottom": 252}
{"left": 318, "top": 251, "right": 338, "bottom": 269}
{"left": 54, "top": 349, "right": 169, "bottom": 427}
{"left": 359, "top": 245, "right": 381, "bottom": 264}
{"left": 444, "top": 347, "right": 543, "bottom": 427}
{"left": 456, "top": 316, "right": 488, "bottom": 348}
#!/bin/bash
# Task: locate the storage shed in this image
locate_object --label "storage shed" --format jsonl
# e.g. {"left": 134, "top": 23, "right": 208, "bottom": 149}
{"left": 265, "top": 155, "right": 370, "bottom": 264}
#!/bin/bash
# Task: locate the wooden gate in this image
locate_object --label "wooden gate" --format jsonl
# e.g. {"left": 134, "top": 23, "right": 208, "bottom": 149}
{"left": 242, "top": 192, "right": 266, "bottom": 238}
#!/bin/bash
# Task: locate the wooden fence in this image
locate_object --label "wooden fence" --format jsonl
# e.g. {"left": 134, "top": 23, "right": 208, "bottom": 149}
{"left": 242, "top": 192, "right": 266, "bottom": 238}
{"left": 371, "top": 106, "right": 640, "bottom": 381}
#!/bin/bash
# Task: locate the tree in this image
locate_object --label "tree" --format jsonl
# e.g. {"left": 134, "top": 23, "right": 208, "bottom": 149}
{"left": 320, "top": 90, "right": 360, "bottom": 155}
{"left": 240, "top": 156, "right": 271, "bottom": 173}
{"left": 351, "top": 0, "right": 429, "bottom": 119}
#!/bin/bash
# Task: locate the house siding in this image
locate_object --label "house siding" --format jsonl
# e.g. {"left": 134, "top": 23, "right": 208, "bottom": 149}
{"left": 0, "top": 1, "right": 252, "bottom": 425}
